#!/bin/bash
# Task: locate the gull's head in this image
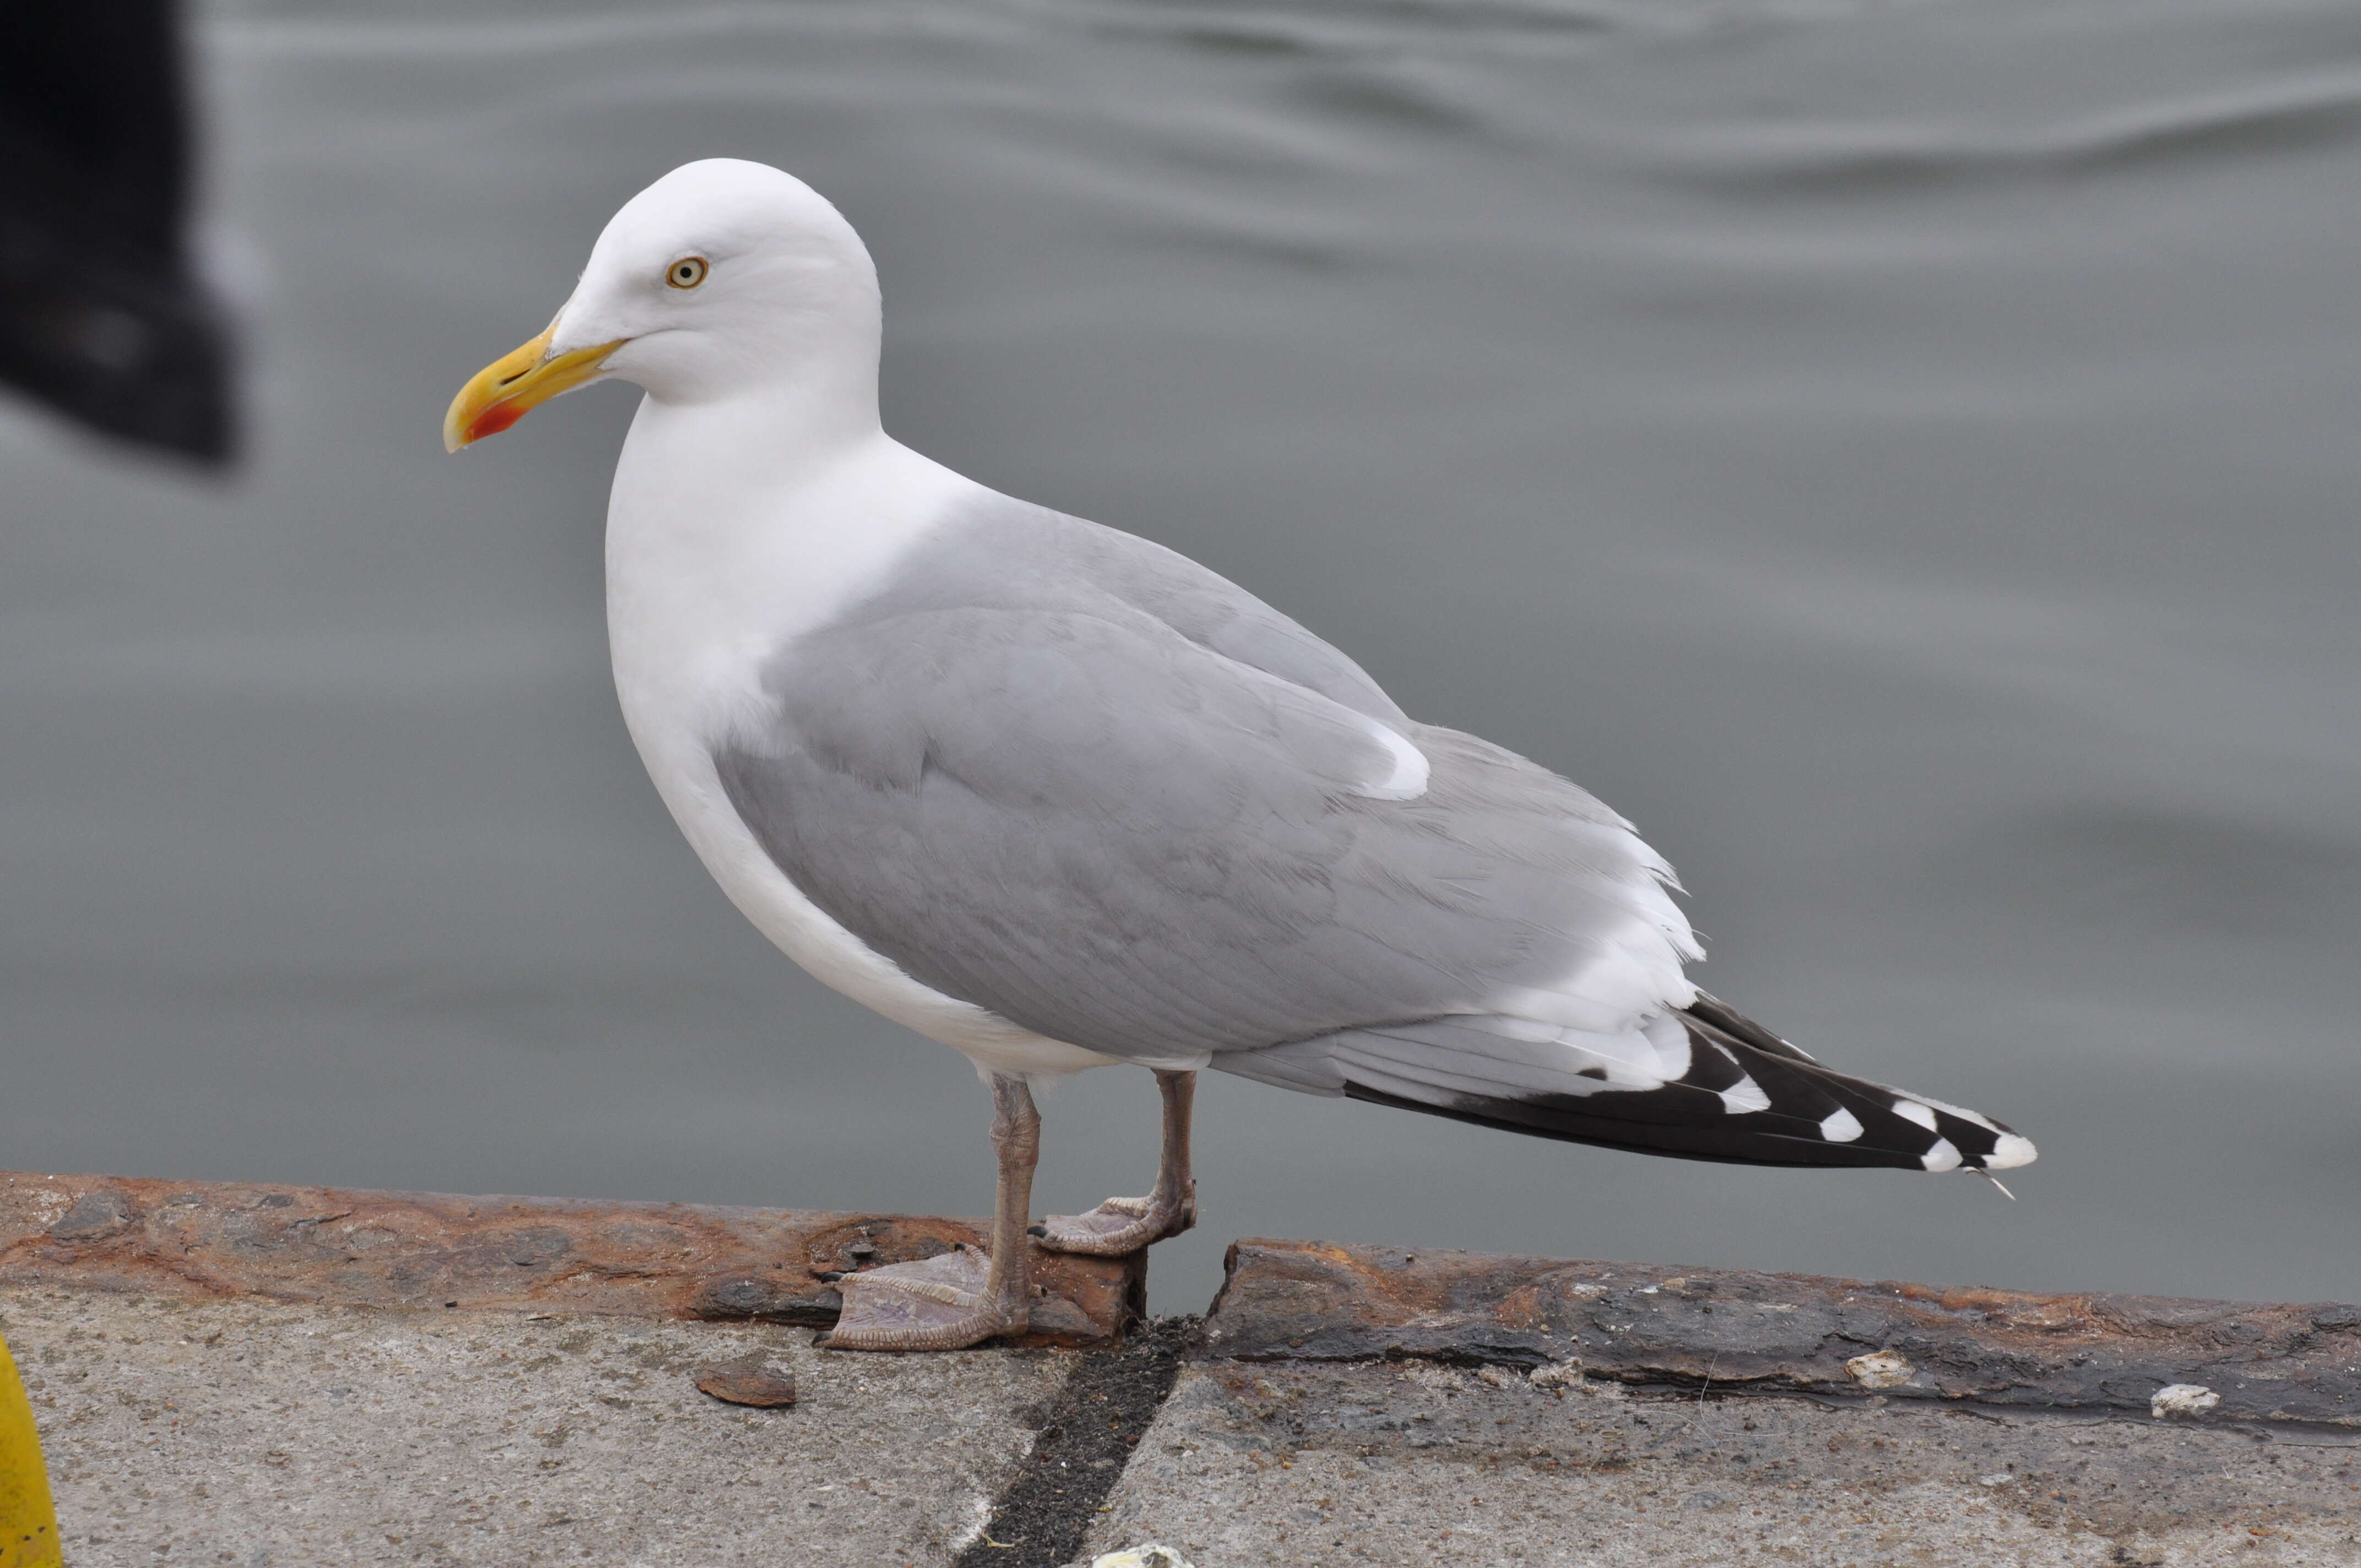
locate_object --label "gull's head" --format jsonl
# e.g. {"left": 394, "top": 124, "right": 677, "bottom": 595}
{"left": 443, "top": 159, "right": 880, "bottom": 451}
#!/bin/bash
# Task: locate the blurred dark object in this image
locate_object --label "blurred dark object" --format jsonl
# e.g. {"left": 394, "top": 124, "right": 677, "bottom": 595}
{"left": 0, "top": 1, "right": 235, "bottom": 464}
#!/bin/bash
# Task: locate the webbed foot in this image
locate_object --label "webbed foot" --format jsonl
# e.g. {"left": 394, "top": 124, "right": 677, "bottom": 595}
{"left": 1029, "top": 1181, "right": 1196, "bottom": 1257}
{"left": 819, "top": 1244, "right": 1029, "bottom": 1352}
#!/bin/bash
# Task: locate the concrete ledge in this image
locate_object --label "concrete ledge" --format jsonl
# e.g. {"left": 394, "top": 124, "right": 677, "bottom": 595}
{"left": 0, "top": 1285, "right": 1067, "bottom": 1566}
{"left": 1081, "top": 1358, "right": 2361, "bottom": 1566}
{"left": 0, "top": 1171, "right": 1140, "bottom": 1348}
{"left": 9, "top": 1180, "right": 2360, "bottom": 1566}
{"left": 1205, "top": 1239, "right": 2361, "bottom": 1427}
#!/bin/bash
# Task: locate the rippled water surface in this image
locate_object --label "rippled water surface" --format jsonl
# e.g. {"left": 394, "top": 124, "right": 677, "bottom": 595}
{"left": 7, "top": 0, "right": 2359, "bottom": 1311}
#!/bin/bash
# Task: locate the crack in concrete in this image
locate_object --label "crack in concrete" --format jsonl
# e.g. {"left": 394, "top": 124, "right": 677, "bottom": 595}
{"left": 954, "top": 1318, "right": 1194, "bottom": 1568}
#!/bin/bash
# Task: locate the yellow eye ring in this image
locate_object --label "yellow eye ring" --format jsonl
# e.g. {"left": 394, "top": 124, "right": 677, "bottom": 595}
{"left": 666, "top": 256, "right": 709, "bottom": 290}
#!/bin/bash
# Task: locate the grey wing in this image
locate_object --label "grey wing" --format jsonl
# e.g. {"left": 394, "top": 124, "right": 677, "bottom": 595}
{"left": 714, "top": 568, "right": 1696, "bottom": 1065}
{"left": 711, "top": 495, "right": 2034, "bottom": 1178}
{"left": 1050, "top": 515, "right": 1413, "bottom": 728}
{"left": 851, "top": 491, "right": 1416, "bottom": 727}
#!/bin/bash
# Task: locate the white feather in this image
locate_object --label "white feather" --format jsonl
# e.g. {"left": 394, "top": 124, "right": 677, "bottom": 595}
{"left": 1819, "top": 1108, "right": 1865, "bottom": 1142}
{"left": 1891, "top": 1099, "right": 1940, "bottom": 1131}
{"left": 1718, "top": 1073, "right": 1771, "bottom": 1115}
{"left": 1349, "top": 716, "right": 1430, "bottom": 801}
{"left": 1987, "top": 1133, "right": 2039, "bottom": 1169}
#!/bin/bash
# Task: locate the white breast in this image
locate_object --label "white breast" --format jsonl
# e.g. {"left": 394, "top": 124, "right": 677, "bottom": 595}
{"left": 601, "top": 399, "right": 1128, "bottom": 1078}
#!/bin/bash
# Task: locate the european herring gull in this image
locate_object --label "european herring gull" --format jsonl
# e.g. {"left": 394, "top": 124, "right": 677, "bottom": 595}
{"left": 444, "top": 159, "right": 2033, "bottom": 1352}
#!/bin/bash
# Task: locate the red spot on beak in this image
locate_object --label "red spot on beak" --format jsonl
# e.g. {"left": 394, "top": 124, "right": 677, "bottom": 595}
{"left": 466, "top": 403, "right": 526, "bottom": 443}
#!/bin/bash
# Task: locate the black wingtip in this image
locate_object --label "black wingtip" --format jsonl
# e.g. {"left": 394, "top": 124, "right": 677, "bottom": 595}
{"left": 1334, "top": 997, "right": 2034, "bottom": 1175}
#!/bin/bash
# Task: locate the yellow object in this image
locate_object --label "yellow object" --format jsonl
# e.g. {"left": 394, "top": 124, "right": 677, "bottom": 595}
{"left": 0, "top": 1332, "right": 61, "bottom": 1567}
{"left": 441, "top": 320, "right": 624, "bottom": 451}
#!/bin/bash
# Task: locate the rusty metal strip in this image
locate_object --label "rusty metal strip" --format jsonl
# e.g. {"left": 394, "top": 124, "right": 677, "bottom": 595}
{"left": 1204, "top": 1239, "right": 2361, "bottom": 1426}
{"left": 0, "top": 1172, "right": 1141, "bottom": 1349}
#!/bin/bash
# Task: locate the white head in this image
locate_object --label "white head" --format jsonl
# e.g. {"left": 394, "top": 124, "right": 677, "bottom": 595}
{"left": 444, "top": 159, "right": 882, "bottom": 450}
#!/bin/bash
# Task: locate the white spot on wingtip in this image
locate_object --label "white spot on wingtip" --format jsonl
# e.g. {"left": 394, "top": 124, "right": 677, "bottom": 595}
{"left": 1985, "top": 1132, "right": 2038, "bottom": 1169}
{"left": 1921, "top": 1137, "right": 1962, "bottom": 1172}
{"left": 1896, "top": 1089, "right": 2003, "bottom": 1135}
{"left": 1717, "top": 1073, "right": 1770, "bottom": 1114}
{"left": 1891, "top": 1099, "right": 1939, "bottom": 1132}
{"left": 2151, "top": 1384, "right": 2219, "bottom": 1419}
{"left": 1819, "top": 1107, "right": 1864, "bottom": 1143}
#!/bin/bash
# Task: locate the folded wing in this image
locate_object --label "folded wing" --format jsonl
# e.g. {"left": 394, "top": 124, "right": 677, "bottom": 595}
{"left": 714, "top": 493, "right": 2031, "bottom": 1173}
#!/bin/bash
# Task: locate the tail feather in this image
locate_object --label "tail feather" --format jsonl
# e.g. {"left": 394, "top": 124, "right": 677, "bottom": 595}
{"left": 1221, "top": 994, "right": 2035, "bottom": 1173}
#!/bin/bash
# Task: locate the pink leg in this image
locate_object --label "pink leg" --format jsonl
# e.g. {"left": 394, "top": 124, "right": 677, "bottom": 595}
{"left": 1031, "top": 1069, "right": 1198, "bottom": 1257}
{"left": 824, "top": 1073, "right": 1041, "bottom": 1352}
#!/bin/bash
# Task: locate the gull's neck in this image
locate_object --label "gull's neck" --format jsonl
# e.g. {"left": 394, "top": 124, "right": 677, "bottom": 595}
{"left": 603, "top": 381, "right": 974, "bottom": 749}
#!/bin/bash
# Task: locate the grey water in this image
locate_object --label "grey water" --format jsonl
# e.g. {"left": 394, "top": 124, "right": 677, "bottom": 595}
{"left": 5, "top": 0, "right": 2359, "bottom": 1316}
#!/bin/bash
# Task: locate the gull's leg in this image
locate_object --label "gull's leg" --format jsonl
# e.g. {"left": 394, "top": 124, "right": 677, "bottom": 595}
{"left": 823, "top": 1073, "right": 1040, "bottom": 1352}
{"left": 1030, "top": 1068, "right": 1198, "bottom": 1257}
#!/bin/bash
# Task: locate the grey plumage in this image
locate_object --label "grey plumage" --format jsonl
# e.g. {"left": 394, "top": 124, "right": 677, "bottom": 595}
{"left": 716, "top": 494, "right": 1679, "bottom": 1044}
{"left": 715, "top": 491, "right": 2025, "bottom": 1173}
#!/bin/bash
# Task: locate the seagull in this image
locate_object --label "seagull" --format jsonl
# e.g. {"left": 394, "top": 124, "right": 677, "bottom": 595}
{"left": 444, "top": 159, "right": 2035, "bottom": 1352}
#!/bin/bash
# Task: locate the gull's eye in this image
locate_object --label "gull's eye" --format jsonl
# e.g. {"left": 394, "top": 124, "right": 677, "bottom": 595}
{"left": 666, "top": 256, "right": 709, "bottom": 290}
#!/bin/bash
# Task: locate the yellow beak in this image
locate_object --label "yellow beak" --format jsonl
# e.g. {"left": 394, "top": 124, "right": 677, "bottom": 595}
{"left": 441, "top": 321, "right": 625, "bottom": 451}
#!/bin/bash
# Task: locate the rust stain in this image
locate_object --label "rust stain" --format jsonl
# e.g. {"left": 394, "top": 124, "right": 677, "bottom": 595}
{"left": 1491, "top": 1283, "right": 1550, "bottom": 1330}
{"left": 0, "top": 1171, "right": 1138, "bottom": 1349}
{"left": 1206, "top": 1239, "right": 2361, "bottom": 1426}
